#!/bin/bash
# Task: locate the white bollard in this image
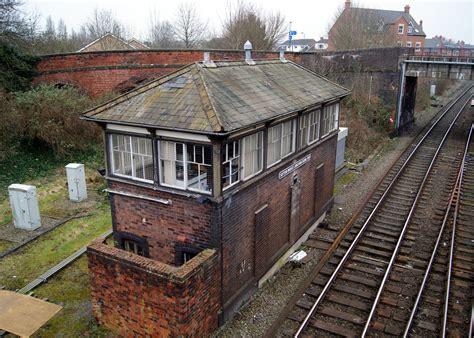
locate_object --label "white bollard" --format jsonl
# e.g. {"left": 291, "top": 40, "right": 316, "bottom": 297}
{"left": 8, "top": 184, "right": 41, "bottom": 230}
{"left": 65, "top": 163, "right": 88, "bottom": 202}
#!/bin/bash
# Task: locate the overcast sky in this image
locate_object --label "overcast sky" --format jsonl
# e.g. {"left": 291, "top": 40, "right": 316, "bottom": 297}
{"left": 25, "top": 0, "right": 473, "bottom": 44}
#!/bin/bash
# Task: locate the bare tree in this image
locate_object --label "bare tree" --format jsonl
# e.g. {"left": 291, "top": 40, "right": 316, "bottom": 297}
{"left": 221, "top": 1, "right": 286, "bottom": 50}
{"left": 173, "top": 2, "right": 207, "bottom": 48}
{"left": 0, "top": 0, "right": 38, "bottom": 48}
{"left": 84, "top": 8, "right": 129, "bottom": 41}
{"left": 328, "top": 2, "right": 397, "bottom": 50}
{"left": 148, "top": 9, "right": 177, "bottom": 48}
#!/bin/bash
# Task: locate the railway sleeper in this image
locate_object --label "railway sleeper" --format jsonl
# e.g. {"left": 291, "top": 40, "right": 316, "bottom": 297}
{"left": 309, "top": 318, "right": 358, "bottom": 338}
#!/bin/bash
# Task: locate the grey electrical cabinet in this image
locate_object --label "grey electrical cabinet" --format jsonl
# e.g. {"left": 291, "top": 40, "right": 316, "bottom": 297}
{"left": 65, "top": 163, "right": 88, "bottom": 202}
{"left": 8, "top": 184, "right": 41, "bottom": 230}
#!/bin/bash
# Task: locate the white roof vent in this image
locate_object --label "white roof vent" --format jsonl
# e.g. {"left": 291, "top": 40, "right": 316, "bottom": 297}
{"left": 244, "top": 40, "right": 255, "bottom": 65}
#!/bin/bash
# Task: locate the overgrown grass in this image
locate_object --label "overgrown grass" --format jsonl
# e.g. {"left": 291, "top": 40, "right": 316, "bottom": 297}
{"left": 33, "top": 257, "right": 112, "bottom": 337}
{"left": 0, "top": 145, "right": 104, "bottom": 201}
{"left": 0, "top": 205, "right": 110, "bottom": 290}
{"left": 334, "top": 171, "right": 358, "bottom": 195}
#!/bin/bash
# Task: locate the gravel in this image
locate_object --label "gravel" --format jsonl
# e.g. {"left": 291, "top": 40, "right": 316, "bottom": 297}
{"left": 212, "top": 83, "right": 463, "bottom": 337}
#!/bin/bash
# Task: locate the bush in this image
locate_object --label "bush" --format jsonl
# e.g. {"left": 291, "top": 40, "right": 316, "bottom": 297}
{"left": 1, "top": 85, "right": 102, "bottom": 158}
{"left": 0, "top": 43, "right": 39, "bottom": 92}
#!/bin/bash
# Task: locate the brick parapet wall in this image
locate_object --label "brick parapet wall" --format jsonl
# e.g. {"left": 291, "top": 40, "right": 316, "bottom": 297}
{"left": 108, "top": 180, "right": 213, "bottom": 266}
{"left": 87, "top": 241, "right": 220, "bottom": 336}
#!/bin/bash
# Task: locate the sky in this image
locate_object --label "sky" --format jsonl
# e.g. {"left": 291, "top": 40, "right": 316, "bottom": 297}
{"left": 24, "top": 0, "right": 474, "bottom": 44}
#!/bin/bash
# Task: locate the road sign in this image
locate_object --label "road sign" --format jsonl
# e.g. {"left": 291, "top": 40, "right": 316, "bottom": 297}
{"left": 289, "top": 30, "right": 297, "bottom": 36}
{"left": 288, "top": 35, "right": 292, "bottom": 42}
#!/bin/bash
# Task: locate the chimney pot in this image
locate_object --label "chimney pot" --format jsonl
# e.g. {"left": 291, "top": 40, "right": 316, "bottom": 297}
{"left": 404, "top": 4, "right": 410, "bottom": 13}
{"left": 279, "top": 49, "right": 285, "bottom": 60}
{"left": 244, "top": 40, "right": 254, "bottom": 64}
{"left": 345, "top": 0, "right": 351, "bottom": 10}
{"left": 419, "top": 19, "right": 423, "bottom": 27}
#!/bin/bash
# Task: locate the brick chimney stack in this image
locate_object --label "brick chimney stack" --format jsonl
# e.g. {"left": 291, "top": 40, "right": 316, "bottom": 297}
{"left": 404, "top": 4, "right": 410, "bottom": 13}
{"left": 345, "top": 0, "right": 351, "bottom": 10}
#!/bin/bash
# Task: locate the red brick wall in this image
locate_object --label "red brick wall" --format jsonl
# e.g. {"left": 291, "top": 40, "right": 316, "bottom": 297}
{"left": 34, "top": 50, "right": 292, "bottom": 96}
{"left": 87, "top": 242, "right": 220, "bottom": 336}
{"left": 220, "top": 134, "right": 337, "bottom": 307}
{"left": 109, "top": 181, "right": 213, "bottom": 266}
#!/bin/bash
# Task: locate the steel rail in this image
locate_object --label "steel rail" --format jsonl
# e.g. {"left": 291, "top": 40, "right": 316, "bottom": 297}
{"left": 293, "top": 83, "right": 473, "bottom": 338}
{"left": 402, "top": 123, "right": 473, "bottom": 337}
{"left": 362, "top": 94, "right": 472, "bottom": 337}
{"left": 442, "top": 123, "right": 474, "bottom": 337}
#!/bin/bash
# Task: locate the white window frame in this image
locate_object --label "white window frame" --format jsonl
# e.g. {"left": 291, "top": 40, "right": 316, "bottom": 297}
{"left": 109, "top": 134, "right": 154, "bottom": 183}
{"left": 299, "top": 110, "right": 321, "bottom": 148}
{"left": 408, "top": 23, "right": 413, "bottom": 34}
{"left": 242, "top": 131, "right": 264, "bottom": 181}
{"left": 406, "top": 41, "right": 412, "bottom": 47}
{"left": 415, "top": 42, "right": 421, "bottom": 51}
{"left": 398, "top": 24, "right": 404, "bottom": 34}
{"left": 158, "top": 140, "right": 212, "bottom": 194}
{"left": 322, "top": 103, "right": 340, "bottom": 137}
{"left": 267, "top": 119, "right": 296, "bottom": 168}
{"left": 222, "top": 141, "right": 240, "bottom": 190}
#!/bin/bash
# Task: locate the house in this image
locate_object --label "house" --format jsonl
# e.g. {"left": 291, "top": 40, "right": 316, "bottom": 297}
{"left": 314, "top": 37, "right": 329, "bottom": 50}
{"left": 83, "top": 47, "right": 350, "bottom": 336}
{"left": 424, "top": 36, "right": 474, "bottom": 57}
{"left": 328, "top": 1, "right": 426, "bottom": 51}
{"left": 279, "top": 38, "right": 317, "bottom": 52}
{"left": 77, "top": 33, "right": 150, "bottom": 52}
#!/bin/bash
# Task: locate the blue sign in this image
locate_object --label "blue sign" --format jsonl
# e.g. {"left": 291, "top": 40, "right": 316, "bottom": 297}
{"left": 289, "top": 30, "right": 297, "bottom": 36}
{"left": 288, "top": 35, "right": 292, "bottom": 42}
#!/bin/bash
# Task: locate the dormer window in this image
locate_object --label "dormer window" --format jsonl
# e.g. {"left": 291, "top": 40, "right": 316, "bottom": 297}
{"left": 398, "top": 24, "right": 404, "bottom": 34}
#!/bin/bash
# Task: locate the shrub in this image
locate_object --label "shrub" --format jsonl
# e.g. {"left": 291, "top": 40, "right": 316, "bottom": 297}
{"left": 7, "top": 85, "right": 102, "bottom": 157}
{"left": 0, "top": 43, "right": 39, "bottom": 92}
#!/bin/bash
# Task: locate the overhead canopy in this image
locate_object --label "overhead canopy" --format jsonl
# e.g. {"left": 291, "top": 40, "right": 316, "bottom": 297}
{"left": 0, "top": 290, "right": 62, "bottom": 336}
{"left": 83, "top": 59, "right": 350, "bottom": 135}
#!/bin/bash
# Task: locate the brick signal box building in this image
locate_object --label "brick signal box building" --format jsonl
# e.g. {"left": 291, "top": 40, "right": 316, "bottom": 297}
{"left": 83, "top": 50, "right": 350, "bottom": 336}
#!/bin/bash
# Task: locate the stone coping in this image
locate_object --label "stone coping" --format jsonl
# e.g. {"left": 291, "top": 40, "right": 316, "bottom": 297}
{"left": 88, "top": 239, "right": 216, "bottom": 283}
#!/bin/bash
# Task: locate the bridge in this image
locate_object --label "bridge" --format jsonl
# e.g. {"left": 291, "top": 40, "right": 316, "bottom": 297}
{"left": 395, "top": 48, "right": 474, "bottom": 130}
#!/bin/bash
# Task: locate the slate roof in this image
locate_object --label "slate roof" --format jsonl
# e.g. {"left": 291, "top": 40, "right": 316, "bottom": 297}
{"left": 82, "top": 60, "right": 350, "bottom": 135}
{"left": 347, "top": 7, "right": 426, "bottom": 36}
{"left": 280, "top": 39, "right": 317, "bottom": 46}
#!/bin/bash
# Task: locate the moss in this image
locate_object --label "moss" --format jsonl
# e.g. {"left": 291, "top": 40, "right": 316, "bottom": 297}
{"left": 334, "top": 171, "right": 358, "bottom": 195}
{"left": 33, "top": 257, "right": 112, "bottom": 337}
{"left": 0, "top": 239, "right": 15, "bottom": 253}
{"left": 0, "top": 209, "right": 111, "bottom": 290}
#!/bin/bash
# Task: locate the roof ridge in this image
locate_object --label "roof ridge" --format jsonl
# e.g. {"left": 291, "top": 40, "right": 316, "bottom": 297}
{"left": 194, "top": 63, "right": 225, "bottom": 132}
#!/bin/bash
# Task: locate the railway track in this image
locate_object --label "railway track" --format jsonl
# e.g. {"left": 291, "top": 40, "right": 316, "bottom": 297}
{"left": 267, "top": 83, "right": 473, "bottom": 337}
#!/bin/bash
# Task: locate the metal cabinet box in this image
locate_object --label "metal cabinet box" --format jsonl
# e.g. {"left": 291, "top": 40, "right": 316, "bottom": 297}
{"left": 336, "top": 127, "right": 348, "bottom": 171}
{"left": 8, "top": 184, "right": 41, "bottom": 230}
{"left": 65, "top": 163, "right": 88, "bottom": 202}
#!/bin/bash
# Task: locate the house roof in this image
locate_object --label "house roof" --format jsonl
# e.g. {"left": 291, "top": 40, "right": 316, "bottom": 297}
{"left": 128, "top": 38, "right": 150, "bottom": 50}
{"left": 316, "top": 37, "right": 329, "bottom": 44}
{"left": 83, "top": 60, "right": 350, "bottom": 135}
{"left": 347, "top": 7, "right": 426, "bottom": 36}
{"left": 280, "top": 39, "right": 317, "bottom": 46}
{"left": 77, "top": 33, "right": 149, "bottom": 52}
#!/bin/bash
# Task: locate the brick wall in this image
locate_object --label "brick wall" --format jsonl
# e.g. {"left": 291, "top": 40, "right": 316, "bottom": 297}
{"left": 108, "top": 181, "right": 213, "bottom": 266}
{"left": 220, "top": 134, "right": 337, "bottom": 312}
{"left": 34, "top": 50, "right": 290, "bottom": 96}
{"left": 87, "top": 241, "right": 220, "bottom": 336}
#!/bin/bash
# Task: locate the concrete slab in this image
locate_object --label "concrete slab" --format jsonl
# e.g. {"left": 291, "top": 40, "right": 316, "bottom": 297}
{"left": 0, "top": 290, "right": 62, "bottom": 337}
